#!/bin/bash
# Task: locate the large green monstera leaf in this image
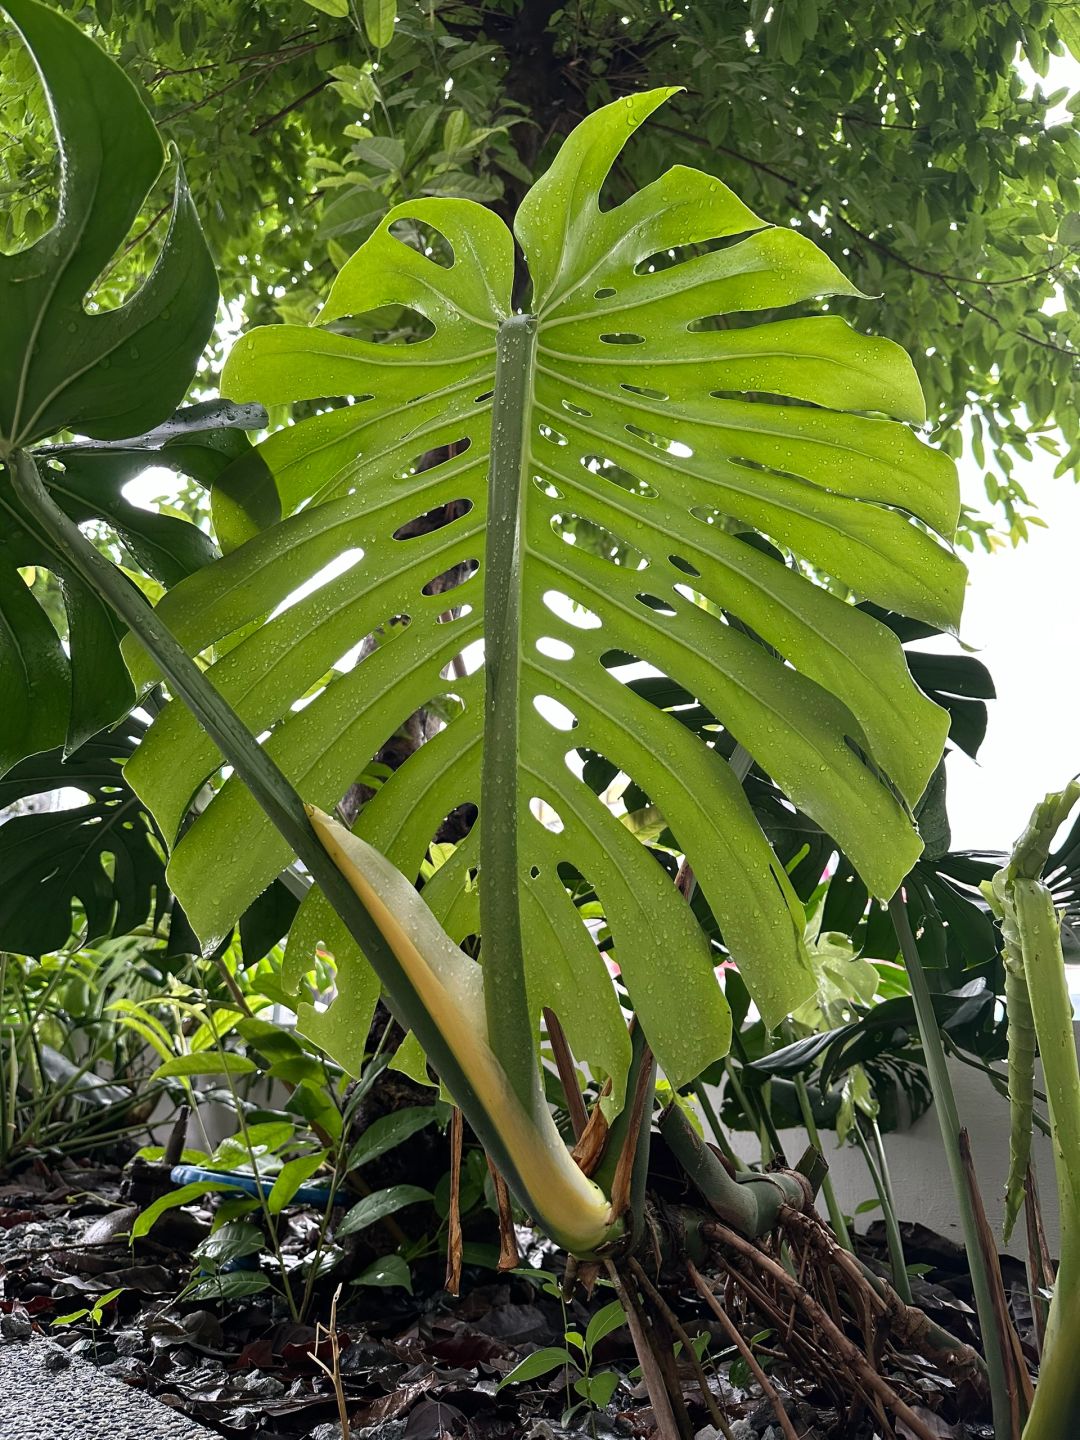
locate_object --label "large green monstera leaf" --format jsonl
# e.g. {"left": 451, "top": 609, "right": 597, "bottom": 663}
{"left": 127, "top": 89, "right": 964, "bottom": 1097}
{"left": 0, "top": 0, "right": 217, "bottom": 773}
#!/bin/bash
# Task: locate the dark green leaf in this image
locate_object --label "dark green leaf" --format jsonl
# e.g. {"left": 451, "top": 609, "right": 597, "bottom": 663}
{"left": 496, "top": 1346, "right": 574, "bottom": 1389}
{"left": 132, "top": 1181, "right": 233, "bottom": 1239}
{"left": 151, "top": 1052, "right": 257, "bottom": 1080}
{"left": 193, "top": 1220, "right": 265, "bottom": 1265}
{"left": 0, "top": 714, "right": 167, "bottom": 955}
{"left": 0, "top": 0, "right": 216, "bottom": 448}
{"left": 352, "top": 1254, "right": 412, "bottom": 1291}
{"left": 346, "top": 1105, "right": 437, "bottom": 1170}
{"left": 267, "top": 1151, "right": 328, "bottom": 1212}
{"left": 585, "top": 1298, "right": 627, "bottom": 1354}
{"left": 188, "top": 1270, "right": 271, "bottom": 1300}
{"left": 337, "top": 1183, "right": 432, "bottom": 1236}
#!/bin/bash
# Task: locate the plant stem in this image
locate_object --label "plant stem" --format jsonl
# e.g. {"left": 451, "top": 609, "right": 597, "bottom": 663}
{"left": 5, "top": 449, "right": 560, "bottom": 1236}
{"left": 481, "top": 313, "right": 541, "bottom": 1109}
{"left": 889, "top": 891, "right": 1014, "bottom": 1438}
{"left": 852, "top": 1115, "right": 911, "bottom": 1303}
{"left": 659, "top": 1102, "right": 806, "bottom": 1236}
{"left": 791, "top": 1071, "right": 852, "bottom": 1250}
{"left": 0, "top": 954, "right": 11, "bottom": 1162}
{"left": 688, "top": 1260, "right": 800, "bottom": 1440}
{"left": 729, "top": 1028, "right": 786, "bottom": 1164}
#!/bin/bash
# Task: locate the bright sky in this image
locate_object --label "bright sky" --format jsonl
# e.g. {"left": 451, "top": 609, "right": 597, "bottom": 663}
{"left": 942, "top": 455, "right": 1080, "bottom": 853}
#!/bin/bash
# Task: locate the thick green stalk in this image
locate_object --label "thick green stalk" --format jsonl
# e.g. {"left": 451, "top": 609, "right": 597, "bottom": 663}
{"left": 659, "top": 1101, "right": 807, "bottom": 1236}
{"left": 481, "top": 313, "right": 542, "bottom": 1108}
{"left": 1002, "top": 960, "right": 1037, "bottom": 1241}
{"left": 890, "top": 892, "right": 1014, "bottom": 1438}
{"left": 7, "top": 449, "right": 610, "bottom": 1253}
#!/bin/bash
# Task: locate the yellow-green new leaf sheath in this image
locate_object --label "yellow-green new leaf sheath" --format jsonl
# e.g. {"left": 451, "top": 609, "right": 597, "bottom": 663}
{"left": 127, "top": 88, "right": 963, "bottom": 1112}
{"left": 305, "top": 804, "right": 616, "bottom": 1255}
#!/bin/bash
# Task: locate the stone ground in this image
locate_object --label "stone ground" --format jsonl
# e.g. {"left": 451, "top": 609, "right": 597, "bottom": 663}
{"left": 0, "top": 1335, "right": 219, "bottom": 1440}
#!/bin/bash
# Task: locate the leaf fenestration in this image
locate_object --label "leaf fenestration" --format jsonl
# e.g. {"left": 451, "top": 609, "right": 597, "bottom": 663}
{"left": 128, "top": 89, "right": 963, "bottom": 1096}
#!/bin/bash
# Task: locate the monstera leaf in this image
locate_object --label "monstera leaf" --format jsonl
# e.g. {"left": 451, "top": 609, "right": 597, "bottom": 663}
{"left": 0, "top": 714, "right": 167, "bottom": 955}
{"left": 0, "top": 710, "right": 298, "bottom": 960}
{"left": 127, "top": 89, "right": 964, "bottom": 1097}
{"left": 0, "top": 0, "right": 217, "bottom": 773}
{"left": 0, "top": 404, "right": 259, "bottom": 775}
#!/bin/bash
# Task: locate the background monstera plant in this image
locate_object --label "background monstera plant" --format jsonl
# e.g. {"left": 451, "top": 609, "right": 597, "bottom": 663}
{"left": 0, "top": 0, "right": 217, "bottom": 773}
{"left": 121, "top": 87, "right": 964, "bottom": 1158}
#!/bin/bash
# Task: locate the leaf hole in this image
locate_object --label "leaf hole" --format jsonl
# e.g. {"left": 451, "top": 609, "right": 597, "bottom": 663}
{"left": 549, "top": 509, "right": 648, "bottom": 571}
{"left": 594, "top": 287, "right": 617, "bottom": 299}
{"left": 532, "top": 695, "right": 578, "bottom": 733}
{"left": 393, "top": 497, "right": 473, "bottom": 540}
{"left": 395, "top": 436, "right": 471, "bottom": 481}
{"left": 636, "top": 592, "right": 677, "bottom": 616}
{"left": 535, "top": 636, "right": 575, "bottom": 662}
{"left": 543, "top": 590, "right": 602, "bottom": 630}
{"left": 710, "top": 387, "right": 812, "bottom": 408}
{"left": 598, "top": 332, "right": 646, "bottom": 346}
{"left": 533, "top": 475, "right": 564, "bottom": 500}
{"left": 529, "top": 865, "right": 541, "bottom": 879}
{"left": 669, "top": 554, "right": 701, "bottom": 577}
{"left": 0, "top": 37, "right": 59, "bottom": 256}
{"left": 539, "top": 423, "right": 569, "bottom": 447}
{"left": 269, "top": 548, "right": 365, "bottom": 621}
{"left": 436, "top": 603, "right": 474, "bottom": 624}
{"left": 633, "top": 232, "right": 756, "bottom": 276}
{"left": 422, "top": 558, "right": 478, "bottom": 596}
{"left": 388, "top": 215, "right": 455, "bottom": 268}
{"left": 625, "top": 422, "right": 693, "bottom": 459}
{"left": 621, "top": 382, "right": 669, "bottom": 401}
{"left": 529, "top": 796, "right": 565, "bottom": 833}
{"left": 432, "top": 802, "right": 477, "bottom": 850}
{"left": 581, "top": 453, "right": 658, "bottom": 499}
{"left": 561, "top": 398, "right": 592, "bottom": 418}
{"left": 326, "top": 305, "right": 435, "bottom": 342}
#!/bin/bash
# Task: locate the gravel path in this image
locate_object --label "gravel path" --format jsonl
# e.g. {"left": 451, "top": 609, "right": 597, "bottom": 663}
{"left": 0, "top": 1336, "right": 220, "bottom": 1440}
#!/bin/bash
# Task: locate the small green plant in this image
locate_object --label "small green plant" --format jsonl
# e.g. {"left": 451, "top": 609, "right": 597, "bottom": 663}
{"left": 498, "top": 1282, "right": 627, "bottom": 1426}
{"left": 52, "top": 1285, "right": 126, "bottom": 1360}
{"left": 52, "top": 1285, "right": 125, "bottom": 1329}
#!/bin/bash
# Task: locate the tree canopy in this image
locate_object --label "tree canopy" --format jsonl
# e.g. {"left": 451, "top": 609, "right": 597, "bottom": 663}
{"left": 2, "top": 0, "right": 1079, "bottom": 547}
